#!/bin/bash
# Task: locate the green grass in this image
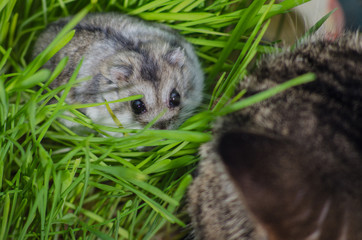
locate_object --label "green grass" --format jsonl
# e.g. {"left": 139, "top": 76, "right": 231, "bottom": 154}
{"left": 0, "top": 0, "right": 313, "bottom": 239}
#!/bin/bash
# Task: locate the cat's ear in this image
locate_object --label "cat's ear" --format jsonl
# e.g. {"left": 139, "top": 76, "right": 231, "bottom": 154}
{"left": 218, "top": 131, "right": 329, "bottom": 239}
{"left": 217, "top": 130, "right": 296, "bottom": 189}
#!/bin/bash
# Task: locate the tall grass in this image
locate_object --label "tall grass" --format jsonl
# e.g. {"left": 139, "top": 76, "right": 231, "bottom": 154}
{"left": 0, "top": 0, "right": 312, "bottom": 239}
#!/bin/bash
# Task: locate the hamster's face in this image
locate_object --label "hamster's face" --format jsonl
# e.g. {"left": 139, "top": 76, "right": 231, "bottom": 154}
{"left": 99, "top": 43, "right": 203, "bottom": 129}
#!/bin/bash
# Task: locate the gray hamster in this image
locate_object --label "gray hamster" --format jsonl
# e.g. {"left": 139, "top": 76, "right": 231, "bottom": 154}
{"left": 188, "top": 32, "right": 362, "bottom": 240}
{"left": 33, "top": 13, "right": 204, "bottom": 133}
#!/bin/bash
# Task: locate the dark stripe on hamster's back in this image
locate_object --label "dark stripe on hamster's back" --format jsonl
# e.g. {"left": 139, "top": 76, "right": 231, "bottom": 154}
{"left": 74, "top": 23, "right": 164, "bottom": 84}
{"left": 49, "top": 20, "right": 68, "bottom": 29}
{"left": 73, "top": 23, "right": 136, "bottom": 48}
{"left": 140, "top": 49, "right": 159, "bottom": 83}
{"left": 52, "top": 20, "right": 160, "bottom": 83}
{"left": 50, "top": 20, "right": 137, "bottom": 51}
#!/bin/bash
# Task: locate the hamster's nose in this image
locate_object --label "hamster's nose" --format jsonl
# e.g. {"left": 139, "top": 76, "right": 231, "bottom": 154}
{"left": 153, "top": 120, "right": 169, "bottom": 130}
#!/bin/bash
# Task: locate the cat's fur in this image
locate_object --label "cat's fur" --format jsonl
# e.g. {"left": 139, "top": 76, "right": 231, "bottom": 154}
{"left": 33, "top": 13, "right": 203, "bottom": 132}
{"left": 188, "top": 32, "right": 362, "bottom": 240}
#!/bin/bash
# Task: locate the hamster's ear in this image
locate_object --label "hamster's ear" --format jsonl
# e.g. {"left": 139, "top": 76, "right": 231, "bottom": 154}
{"left": 218, "top": 131, "right": 331, "bottom": 239}
{"left": 165, "top": 47, "right": 185, "bottom": 68}
{"left": 105, "top": 65, "right": 134, "bottom": 83}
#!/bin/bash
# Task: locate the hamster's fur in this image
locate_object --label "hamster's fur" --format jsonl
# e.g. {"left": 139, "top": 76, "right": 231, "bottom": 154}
{"left": 33, "top": 13, "right": 204, "bottom": 132}
{"left": 188, "top": 32, "right": 362, "bottom": 240}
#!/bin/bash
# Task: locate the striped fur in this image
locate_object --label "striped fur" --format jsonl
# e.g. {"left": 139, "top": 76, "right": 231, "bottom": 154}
{"left": 188, "top": 32, "right": 362, "bottom": 240}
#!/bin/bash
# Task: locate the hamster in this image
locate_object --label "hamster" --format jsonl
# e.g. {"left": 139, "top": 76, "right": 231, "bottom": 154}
{"left": 33, "top": 13, "right": 204, "bottom": 133}
{"left": 188, "top": 32, "right": 362, "bottom": 240}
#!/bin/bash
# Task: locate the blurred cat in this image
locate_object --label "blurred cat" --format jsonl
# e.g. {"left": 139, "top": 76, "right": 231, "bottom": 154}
{"left": 188, "top": 31, "right": 362, "bottom": 240}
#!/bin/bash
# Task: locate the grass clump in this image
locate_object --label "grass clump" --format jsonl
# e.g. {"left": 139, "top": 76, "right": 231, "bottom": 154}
{"left": 0, "top": 0, "right": 312, "bottom": 239}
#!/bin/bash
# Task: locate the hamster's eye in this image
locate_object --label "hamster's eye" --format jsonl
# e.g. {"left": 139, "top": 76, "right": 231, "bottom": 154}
{"left": 131, "top": 100, "right": 147, "bottom": 115}
{"left": 169, "top": 89, "right": 180, "bottom": 108}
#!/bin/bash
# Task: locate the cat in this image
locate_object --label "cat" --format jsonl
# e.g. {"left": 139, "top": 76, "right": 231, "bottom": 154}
{"left": 188, "top": 31, "right": 362, "bottom": 240}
